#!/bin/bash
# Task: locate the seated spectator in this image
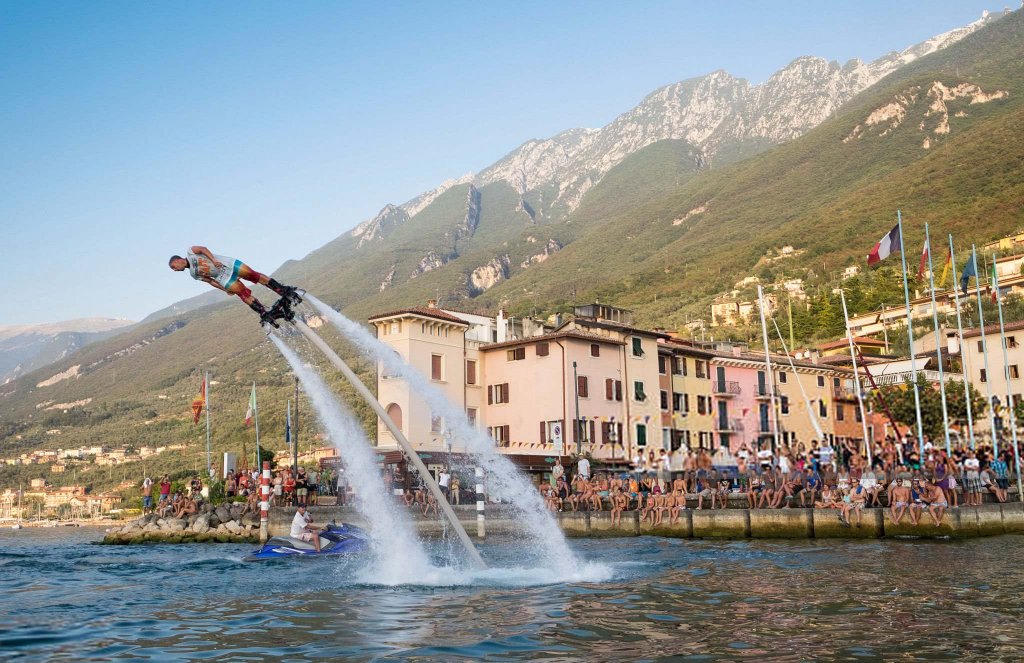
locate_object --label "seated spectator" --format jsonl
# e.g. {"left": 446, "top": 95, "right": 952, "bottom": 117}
{"left": 921, "top": 480, "right": 948, "bottom": 526}
{"left": 890, "top": 477, "right": 911, "bottom": 525}
{"left": 610, "top": 487, "right": 628, "bottom": 526}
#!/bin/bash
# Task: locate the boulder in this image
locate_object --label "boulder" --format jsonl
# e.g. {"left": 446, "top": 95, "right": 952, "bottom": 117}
{"left": 224, "top": 519, "right": 242, "bottom": 534}
{"left": 186, "top": 514, "right": 199, "bottom": 526}
{"left": 216, "top": 523, "right": 228, "bottom": 533}
{"left": 191, "top": 514, "right": 211, "bottom": 534}
{"left": 143, "top": 523, "right": 160, "bottom": 533}
{"left": 165, "top": 518, "right": 186, "bottom": 532}
{"left": 241, "top": 513, "right": 259, "bottom": 528}
{"left": 156, "top": 518, "right": 166, "bottom": 528}
{"left": 201, "top": 503, "right": 214, "bottom": 514}
{"left": 215, "top": 506, "right": 232, "bottom": 523}
{"left": 208, "top": 515, "right": 220, "bottom": 528}
{"left": 230, "top": 504, "right": 243, "bottom": 519}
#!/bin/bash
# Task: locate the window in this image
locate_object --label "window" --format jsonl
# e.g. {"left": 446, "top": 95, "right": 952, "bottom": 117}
{"left": 981, "top": 368, "right": 988, "bottom": 383}
{"left": 695, "top": 361, "right": 708, "bottom": 379}
{"left": 634, "top": 380, "right": 647, "bottom": 402}
{"left": 836, "top": 404, "right": 845, "bottom": 421}
{"left": 541, "top": 420, "right": 564, "bottom": 445}
{"left": 779, "top": 371, "right": 787, "bottom": 384}
{"left": 489, "top": 425, "right": 510, "bottom": 446}
{"left": 507, "top": 347, "right": 526, "bottom": 361}
{"left": 536, "top": 342, "right": 549, "bottom": 357}
{"left": 605, "top": 378, "right": 623, "bottom": 402}
{"left": 636, "top": 423, "right": 648, "bottom": 447}
{"left": 390, "top": 321, "right": 400, "bottom": 335}
{"left": 466, "top": 360, "right": 477, "bottom": 385}
{"left": 431, "top": 416, "right": 444, "bottom": 433}
{"left": 590, "top": 343, "right": 600, "bottom": 357}
{"left": 1010, "top": 337, "right": 1019, "bottom": 349}
{"left": 632, "top": 337, "right": 644, "bottom": 357}
{"left": 601, "top": 421, "right": 623, "bottom": 445}
{"left": 660, "top": 390, "right": 669, "bottom": 410}
{"left": 658, "top": 355, "right": 668, "bottom": 374}
{"left": 572, "top": 419, "right": 595, "bottom": 445}
{"left": 672, "top": 392, "right": 684, "bottom": 412}
{"left": 855, "top": 407, "right": 862, "bottom": 423}
{"left": 833, "top": 377, "right": 840, "bottom": 389}
{"left": 488, "top": 383, "right": 510, "bottom": 404}
{"left": 817, "top": 375, "right": 825, "bottom": 388}
{"left": 697, "top": 395, "right": 709, "bottom": 415}
{"left": 978, "top": 340, "right": 985, "bottom": 353}
{"left": 818, "top": 400, "right": 827, "bottom": 418}
{"left": 431, "top": 354, "right": 443, "bottom": 381}
{"left": 466, "top": 408, "right": 477, "bottom": 426}
{"left": 1012, "top": 365, "right": 1021, "bottom": 379}
{"left": 577, "top": 375, "right": 589, "bottom": 398}
{"left": 673, "top": 356, "right": 685, "bottom": 375}
{"left": 780, "top": 396, "right": 790, "bottom": 415}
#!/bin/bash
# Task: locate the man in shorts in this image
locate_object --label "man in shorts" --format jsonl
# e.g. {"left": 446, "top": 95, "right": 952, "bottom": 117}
{"left": 168, "top": 245, "right": 301, "bottom": 325}
{"left": 290, "top": 504, "right": 321, "bottom": 552}
{"left": 141, "top": 477, "right": 154, "bottom": 515}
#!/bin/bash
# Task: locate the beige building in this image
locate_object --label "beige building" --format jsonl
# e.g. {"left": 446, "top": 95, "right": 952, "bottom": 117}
{"left": 961, "top": 319, "right": 1024, "bottom": 437}
{"left": 661, "top": 339, "right": 716, "bottom": 450}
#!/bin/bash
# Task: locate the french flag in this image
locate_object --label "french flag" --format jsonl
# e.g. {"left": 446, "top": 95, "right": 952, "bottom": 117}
{"left": 867, "top": 223, "right": 901, "bottom": 266}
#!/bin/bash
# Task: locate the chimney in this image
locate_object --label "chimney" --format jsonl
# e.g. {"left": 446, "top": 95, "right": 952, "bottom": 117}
{"left": 427, "top": 299, "right": 438, "bottom": 309}
{"left": 732, "top": 346, "right": 742, "bottom": 358}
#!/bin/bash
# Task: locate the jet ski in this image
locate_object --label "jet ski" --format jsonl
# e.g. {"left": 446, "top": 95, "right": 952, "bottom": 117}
{"left": 243, "top": 522, "right": 370, "bottom": 561}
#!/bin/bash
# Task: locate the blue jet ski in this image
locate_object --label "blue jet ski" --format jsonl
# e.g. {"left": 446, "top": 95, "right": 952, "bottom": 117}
{"left": 243, "top": 522, "right": 370, "bottom": 561}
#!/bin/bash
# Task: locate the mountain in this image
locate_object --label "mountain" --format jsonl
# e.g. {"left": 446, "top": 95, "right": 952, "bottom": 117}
{"left": 0, "top": 318, "right": 135, "bottom": 385}
{"left": 2, "top": 9, "right": 1021, "bottom": 492}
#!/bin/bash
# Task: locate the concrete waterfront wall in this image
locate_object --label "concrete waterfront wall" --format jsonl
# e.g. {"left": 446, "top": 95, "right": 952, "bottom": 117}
{"left": 562, "top": 504, "right": 1021, "bottom": 540}
{"left": 267, "top": 505, "right": 520, "bottom": 538}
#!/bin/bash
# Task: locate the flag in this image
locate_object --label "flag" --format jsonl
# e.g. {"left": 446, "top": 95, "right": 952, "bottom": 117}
{"left": 916, "top": 239, "right": 929, "bottom": 280}
{"left": 867, "top": 223, "right": 901, "bottom": 265}
{"left": 245, "top": 384, "right": 257, "bottom": 427}
{"left": 937, "top": 249, "right": 951, "bottom": 288}
{"left": 960, "top": 255, "right": 976, "bottom": 295}
{"left": 191, "top": 377, "right": 206, "bottom": 424}
{"left": 991, "top": 261, "right": 999, "bottom": 303}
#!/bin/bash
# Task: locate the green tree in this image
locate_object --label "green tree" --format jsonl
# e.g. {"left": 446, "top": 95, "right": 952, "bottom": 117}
{"left": 873, "top": 374, "right": 986, "bottom": 444}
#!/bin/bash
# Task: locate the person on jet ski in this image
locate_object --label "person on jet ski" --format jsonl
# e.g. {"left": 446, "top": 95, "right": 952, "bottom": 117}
{"left": 168, "top": 245, "right": 301, "bottom": 326}
{"left": 290, "top": 504, "right": 322, "bottom": 552}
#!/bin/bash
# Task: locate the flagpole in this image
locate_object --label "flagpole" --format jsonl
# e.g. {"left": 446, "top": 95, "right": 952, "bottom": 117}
{"left": 757, "top": 286, "right": 781, "bottom": 451}
{"left": 768, "top": 316, "right": 823, "bottom": 439}
{"left": 253, "top": 382, "right": 262, "bottom": 469}
{"left": 973, "top": 245, "right": 998, "bottom": 454}
{"left": 925, "top": 224, "right": 951, "bottom": 453}
{"left": 949, "top": 235, "right": 976, "bottom": 449}
{"left": 840, "top": 289, "right": 872, "bottom": 463}
{"left": 897, "top": 211, "right": 925, "bottom": 456}
{"left": 991, "top": 253, "right": 1023, "bottom": 503}
{"left": 204, "top": 369, "right": 212, "bottom": 480}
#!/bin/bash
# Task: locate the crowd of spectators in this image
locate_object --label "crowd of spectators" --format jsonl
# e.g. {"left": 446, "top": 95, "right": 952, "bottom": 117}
{"left": 538, "top": 436, "right": 1019, "bottom": 528}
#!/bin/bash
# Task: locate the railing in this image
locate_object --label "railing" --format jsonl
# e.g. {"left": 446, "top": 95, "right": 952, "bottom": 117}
{"left": 871, "top": 371, "right": 964, "bottom": 387}
{"left": 753, "top": 385, "right": 771, "bottom": 399}
{"left": 714, "top": 418, "right": 744, "bottom": 433}
{"left": 713, "top": 380, "right": 741, "bottom": 396}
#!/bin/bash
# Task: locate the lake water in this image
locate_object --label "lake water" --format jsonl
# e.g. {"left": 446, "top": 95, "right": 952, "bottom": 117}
{"left": 1, "top": 528, "right": 1022, "bottom": 661}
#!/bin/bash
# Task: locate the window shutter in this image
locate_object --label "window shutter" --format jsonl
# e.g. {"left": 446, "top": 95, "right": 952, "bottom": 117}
{"left": 502, "top": 383, "right": 509, "bottom": 403}
{"left": 605, "top": 378, "right": 613, "bottom": 400}
{"left": 577, "top": 376, "right": 588, "bottom": 398}
{"left": 466, "top": 360, "right": 476, "bottom": 385}
{"left": 589, "top": 420, "right": 596, "bottom": 443}
{"left": 615, "top": 380, "right": 623, "bottom": 402}
{"left": 488, "top": 386, "right": 493, "bottom": 405}
{"left": 540, "top": 421, "right": 546, "bottom": 445}
{"left": 601, "top": 422, "right": 609, "bottom": 444}
{"left": 503, "top": 425, "right": 510, "bottom": 444}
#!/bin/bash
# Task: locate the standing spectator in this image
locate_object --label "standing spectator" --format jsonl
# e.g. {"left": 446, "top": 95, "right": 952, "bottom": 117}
{"left": 577, "top": 455, "right": 591, "bottom": 481}
{"left": 551, "top": 458, "right": 565, "bottom": 488}
{"left": 226, "top": 474, "right": 237, "bottom": 500}
{"left": 283, "top": 469, "right": 296, "bottom": 506}
{"left": 158, "top": 475, "right": 171, "bottom": 505}
{"left": 963, "top": 451, "right": 982, "bottom": 506}
{"left": 190, "top": 475, "right": 202, "bottom": 499}
{"left": 450, "top": 474, "right": 461, "bottom": 505}
{"left": 990, "top": 453, "right": 1010, "bottom": 500}
{"left": 295, "top": 467, "right": 309, "bottom": 506}
{"left": 817, "top": 439, "right": 835, "bottom": 473}
{"left": 308, "top": 467, "right": 320, "bottom": 506}
{"left": 141, "top": 477, "right": 154, "bottom": 515}
{"left": 438, "top": 467, "right": 451, "bottom": 501}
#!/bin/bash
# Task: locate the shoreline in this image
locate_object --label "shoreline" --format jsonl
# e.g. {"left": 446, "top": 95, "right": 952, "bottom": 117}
{"left": 98, "top": 502, "right": 1024, "bottom": 545}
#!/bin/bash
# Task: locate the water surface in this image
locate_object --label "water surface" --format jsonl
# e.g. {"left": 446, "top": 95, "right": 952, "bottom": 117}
{"left": 1, "top": 528, "right": 1021, "bottom": 660}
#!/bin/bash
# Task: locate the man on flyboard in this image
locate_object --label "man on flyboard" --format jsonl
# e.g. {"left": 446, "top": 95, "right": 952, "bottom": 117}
{"left": 168, "top": 246, "right": 303, "bottom": 327}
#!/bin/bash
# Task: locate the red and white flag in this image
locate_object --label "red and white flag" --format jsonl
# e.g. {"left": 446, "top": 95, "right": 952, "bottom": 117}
{"left": 867, "top": 223, "right": 901, "bottom": 266}
{"left": 916, "top": 238, "right": 929, "bottom": 280}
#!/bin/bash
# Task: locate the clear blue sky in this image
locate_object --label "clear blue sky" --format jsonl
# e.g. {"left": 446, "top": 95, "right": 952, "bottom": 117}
{"left": 0, "top": 0, "right": 996, "bottom": 325}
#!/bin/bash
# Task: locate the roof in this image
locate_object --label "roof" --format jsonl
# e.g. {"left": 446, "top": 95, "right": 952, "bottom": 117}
{"left": 480, "top": 330, "right": 624, "bottom": 351}
{"left": 708, "top": 349, "right": 851, "bottom": 374}
{"left": 561, "top": 317, "right": 672, "bottom": 339}
{"left": 659, "top": 338, "right": 717, "bottom": 359}
{"left": 368, "top": 306, "right": 469, "bottom": 325}
{"left": 962, "top": 318, "right": 1024, "bottom": 339}
{"left": 817, "top": 336, "right": 887, "bottom": 352}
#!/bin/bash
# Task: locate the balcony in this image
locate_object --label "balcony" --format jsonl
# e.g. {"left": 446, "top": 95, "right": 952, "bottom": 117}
{"left": 713, "top": 380, "right": 741, "bottom": 397}
{"left": 714, "top": 418, "right": 745, "bottom": 433}
{"left": 871, "top": 371, "right": 965, "bottom": 387}
{"left": 753, "top": 385, "right": 772, "bottom": 400}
